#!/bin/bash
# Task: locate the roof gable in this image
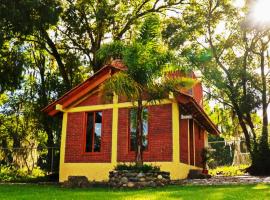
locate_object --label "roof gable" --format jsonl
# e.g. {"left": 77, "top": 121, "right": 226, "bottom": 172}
{"left": 42, "top": 63, "right": 122, "bottom": 116}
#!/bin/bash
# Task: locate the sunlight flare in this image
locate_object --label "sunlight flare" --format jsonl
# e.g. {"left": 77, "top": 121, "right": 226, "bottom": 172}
{"left": 250, "top": 0, "right": 270, "bottom": 24}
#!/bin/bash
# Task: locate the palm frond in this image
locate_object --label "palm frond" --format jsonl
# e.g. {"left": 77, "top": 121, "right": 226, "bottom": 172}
{"left": 162, "top": 76, "right": 196, "bottom": 92}
{"left": 146, "top": 76, "right": 196, "bottom": 103}
{"left": 96, "top": 41, "right": 125, "bottom": 65}
{"left": 100, "top": 72, "right": 142, "bottom": 102}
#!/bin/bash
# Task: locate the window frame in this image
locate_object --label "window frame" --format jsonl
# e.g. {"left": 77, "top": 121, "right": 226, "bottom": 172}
{"left": 128, "top": 107, "right": 149, "bottom": 152}
{"left": 83, "top": 111, "right": 103, "bottom": 154}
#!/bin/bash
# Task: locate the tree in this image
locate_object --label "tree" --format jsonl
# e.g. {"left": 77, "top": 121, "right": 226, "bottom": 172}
{"left": 163, "top": 0, "right": 270, "bottom": 174}
{"left": 60, "top": 0, "right": 186, "bottom": 72}
{"left": 98, "top": 15, "right": 194, "bottom": 165}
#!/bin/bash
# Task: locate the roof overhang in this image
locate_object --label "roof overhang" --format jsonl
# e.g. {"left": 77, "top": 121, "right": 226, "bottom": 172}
{"left": 176, "top": 92, "right": 220, "bottom": 135}
{"left": 42, "top": 64, "right": 122, "bottom": 116}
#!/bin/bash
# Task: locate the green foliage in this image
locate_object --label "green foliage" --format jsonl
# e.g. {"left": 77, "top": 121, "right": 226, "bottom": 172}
{"left": 96, "top": 41, "right": 125, "bottom": 64}
{"left": 209, "top": 165, "right": 249, "bottom": 177}
{"left": 201, "top": 147, "right": 210, "bottom": 169}
{"left": 99, "top": 15, "right": 195, "bottom": 165}
{"left": 0, "top": 166, "right": 45, "bottom": 182}
{"left": 115, "top": 163, "right": 160, "bottom": 173}
{"left": 0, "top": 0, "right": 61, "bottom": 37}
{"left": 208, "top": 135, "right": 234, "bottom": 168}
{"left": 101, "top": 72, "right": 141, "bottom": 101}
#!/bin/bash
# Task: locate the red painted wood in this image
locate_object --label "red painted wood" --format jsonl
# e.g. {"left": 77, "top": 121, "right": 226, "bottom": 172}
{"left": 180, "top": 119, "right": 189, "bottom": 164}
{"left": 194, "top": 122, "right": 205, "bottom": 167}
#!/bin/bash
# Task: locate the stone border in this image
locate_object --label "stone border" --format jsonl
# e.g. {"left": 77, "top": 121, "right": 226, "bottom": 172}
{"left": 172, "top": 175, "right": 270, "bottom": 186}
{"left": 109, "top": 170, "right": 170, "bottom": 188}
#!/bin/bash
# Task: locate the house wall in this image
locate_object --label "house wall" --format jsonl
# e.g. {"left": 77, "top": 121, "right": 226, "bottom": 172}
{"left": 180, "top": 119, "right": 189, "bottom": 164}
{"left": 65, "top": 110, "right": 112, "bottom": 163}
{"left": 117, "top": 104, "right": 172, "bottom": 162}
{"left": 59, "top": 93, "right": 202, "bottom": 182}
{"left": 194, "top": 122, "right": 205, "bottom": 168}
{"left": 193, "top": 83, "right": 203, "bottom": 106}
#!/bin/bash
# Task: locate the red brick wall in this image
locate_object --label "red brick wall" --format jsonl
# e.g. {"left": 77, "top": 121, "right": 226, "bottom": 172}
{"left": 194, "top": 122, "right": 205, "bottom": 167}
{"left": 76, "top": 91, "right": 113, "bottom": 106}
{"left": 117, "top": 104, "right": 172, "bottom": 162}
{"left": 193, "top": 83, "right": 203, "bottom": 107}
{"left": 65, "top": 109, "right": 112, "bottom": 163}
{"left": 180, "top": 119, "right": 189, "bottom": 164}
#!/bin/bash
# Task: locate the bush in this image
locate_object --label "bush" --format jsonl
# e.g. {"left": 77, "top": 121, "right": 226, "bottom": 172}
{"left": 209, "top": 165, "right": 249, "bottom": 176}
{"left": 0, "top": 166, "right": 45, "bottom": 182}
{"left": 115, "top": 163, "right": 160, "bottom": 173}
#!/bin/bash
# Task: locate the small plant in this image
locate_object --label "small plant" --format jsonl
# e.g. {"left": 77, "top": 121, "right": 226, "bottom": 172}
{"left": 201, "top": 147, "right": 210, "bottom": 174}
{"left": 209, "top": 165, "right": 249, "bottom": 176}
{"left": 115, "top": 163, "right": 160, "bottom": 173}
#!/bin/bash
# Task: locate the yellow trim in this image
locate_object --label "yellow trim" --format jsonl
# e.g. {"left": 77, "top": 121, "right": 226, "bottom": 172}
{"left": 111, "top": 94, "right": 118, "bottom": 164}
{"left": 65, "top": 99, "right": 172, "bottom": 113}
{"left": 60, "top": 162, "right": 200, "bottom": 181}
{"left": 59, "top": 112, "right": 68, "bottom": 182}
{"left": 169, "top": 92, "right": 174, "bottom": 99}
{"left": 172, "top": 100, "right": 180, "bottom": 163}
{"left": 56, "top": 104, "right": 63, "bottom": 111}
{"left": 204, "top": 131, "right": 208, "bottom": 147}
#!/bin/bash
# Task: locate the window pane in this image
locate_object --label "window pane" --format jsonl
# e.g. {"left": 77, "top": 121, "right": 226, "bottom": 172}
{"left": 129, "top": 108, "right": 148, "bottom": 151}
{"left": 85, "top": 113, "right": 94, "bottom": 152}
{"left": 94, "top": 112, "right": 102, "bottom": 152}
{"left": 142, "top": 108, "right": 148, "bottom": 150}
{"left": 130, "top": 109, "right": 137, "bottom": 151}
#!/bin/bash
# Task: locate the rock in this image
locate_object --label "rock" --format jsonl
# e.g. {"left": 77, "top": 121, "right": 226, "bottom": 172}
{"left": 157, "top": 175, "right": 163, "bottom": 180}
{"left": 108, "top": 170, "right": 170, "bottom": 188}
{"left": 126, "top": 173, "right": 137, "bottom": 177}
{"left": 149, "top": 181, "right": 157, "bottom": 187}
{"left": 63, "top": 176, "right": 89, "bottom": 188}
{"left": 129, "top": 177, "right": 139, "bottom": 182}
{"left": 137, "top": 172, "right": 145, "bottom": 178}
{"left": 187, "top": 169, "right": 211, "bottom": 179}
{"left": 138, "top": 182, "right": 148, "bottom": 187}
{"left": 120, "top": 177, "right": 128, "bottom": 184}
{"left": 127, "top": 182, "right": 135, "bottom": 188}
{"left": 139, "top": 178, "right": 146, "bottom": 182}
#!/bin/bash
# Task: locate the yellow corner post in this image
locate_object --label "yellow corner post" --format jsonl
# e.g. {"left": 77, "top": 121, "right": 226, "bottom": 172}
{"left": 111, "top": 94, "right": 119, "bottom": 165}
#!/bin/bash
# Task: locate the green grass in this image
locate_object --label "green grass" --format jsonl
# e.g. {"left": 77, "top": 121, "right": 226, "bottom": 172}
{"left": 0, "top": 184, "right": 270, "bottom": 200}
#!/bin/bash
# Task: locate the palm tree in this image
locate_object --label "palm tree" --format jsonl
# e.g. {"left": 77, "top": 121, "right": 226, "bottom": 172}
{"left": 98, "top": 15, "right": 195, "bottom": 166}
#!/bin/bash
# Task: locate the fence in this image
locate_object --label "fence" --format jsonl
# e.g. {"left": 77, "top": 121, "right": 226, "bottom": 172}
{"left": 0, "top": 140, "right": 251, "bottom": 172}
{"left": 208, "top": 139, "right": 250, "bottom": 168}
{"left": 0, "top": 147, "right": 60, "bottom": 173}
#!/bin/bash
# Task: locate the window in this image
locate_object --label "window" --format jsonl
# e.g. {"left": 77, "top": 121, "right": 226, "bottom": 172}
{"left": 129, "top": 108, "right": 148, "bottom": 151}
{"left": 85, "top": 111, "right": 102, "bottom": 152}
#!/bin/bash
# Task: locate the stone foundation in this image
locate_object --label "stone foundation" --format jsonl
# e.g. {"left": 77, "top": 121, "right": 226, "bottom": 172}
{"left": 109, "top": 170, "right": 170, "bottom": 188}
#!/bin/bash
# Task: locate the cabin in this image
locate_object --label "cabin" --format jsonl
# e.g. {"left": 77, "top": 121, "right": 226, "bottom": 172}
{"left": 43, "top": 60, "right": 219, "bottom": 182}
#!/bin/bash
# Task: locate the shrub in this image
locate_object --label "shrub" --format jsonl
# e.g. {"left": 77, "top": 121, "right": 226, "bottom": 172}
{"left": 115, "top": 163, "right": 160, "bottom": 173}
{"left": 0, "top": 166, "right": 45, "bottom": 182}
{"left": 209, "top": 165, "right": 249, "bottom": 176}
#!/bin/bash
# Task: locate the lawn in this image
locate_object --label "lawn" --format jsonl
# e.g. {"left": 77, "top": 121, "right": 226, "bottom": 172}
{"left": 0, "top": 184, "right": 269, "bottom": 200}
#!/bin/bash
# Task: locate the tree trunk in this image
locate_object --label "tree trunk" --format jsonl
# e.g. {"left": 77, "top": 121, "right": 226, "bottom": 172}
{"left": 135, "top": 97, "right": 143, "bottom": 166}
{"left": 260, "top": 50, "right": 269, "bottom": 148}
{"left": 40, "top": 28, "right": 72, "bottom": 90}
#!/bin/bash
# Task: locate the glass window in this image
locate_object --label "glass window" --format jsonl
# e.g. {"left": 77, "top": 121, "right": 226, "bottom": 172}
{"left": 129, "top": 108, "right": 148, "bottom": 151}
{"left": 85, "top": 111, "right": 102, "bottom": 152}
